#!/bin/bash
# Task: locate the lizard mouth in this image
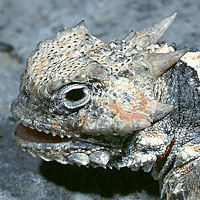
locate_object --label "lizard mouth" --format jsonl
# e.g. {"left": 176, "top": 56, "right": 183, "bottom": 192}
{"left": 13, "top": 123, "right": 122, "bottom": 167}
{"left": 14, "top": 123, "right": 77, "bottom": 144}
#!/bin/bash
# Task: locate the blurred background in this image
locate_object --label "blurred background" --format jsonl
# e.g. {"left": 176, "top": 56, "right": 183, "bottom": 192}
{"left": 0, "top": 0, "right": 199, "bottom": 199}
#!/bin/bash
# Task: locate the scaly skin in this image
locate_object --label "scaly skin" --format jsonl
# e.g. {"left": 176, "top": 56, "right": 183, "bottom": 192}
{"left": 11, "top": 13, "right": 200, "bottom": 200}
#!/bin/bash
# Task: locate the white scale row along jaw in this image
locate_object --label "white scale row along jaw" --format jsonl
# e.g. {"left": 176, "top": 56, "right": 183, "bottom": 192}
{"left": 11, "top": 13, "right": 200, "bottom": 200}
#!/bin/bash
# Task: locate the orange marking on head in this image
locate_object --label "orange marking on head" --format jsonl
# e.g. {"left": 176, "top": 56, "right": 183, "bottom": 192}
{"left": 66, "top": 52, "right": 74, "bottom": 59}
{"left": 33, "top": 65, "right": 45, "bottom": 74}
{"left": 134, "top": 90, "right": 150, "bottom": 111}
{"left": 80, "top": 112, "right": 88, "bottom": 126}
{"left": 52, "top": 120, "right": 61, "bottom": 130}
{"left": 119, "top": 112, "right": 146, "bottom": 121}
{"left": 193, "top": 145, "right": 200, "bottom": 151}
{"left": 109, "top": 100, "right": 146, "bottom": 122}
{"left": 33, "top": 57, "right": 48, "bottom": 74}
{"left": 109, "top": 100, "right": 121, "bottom": 113}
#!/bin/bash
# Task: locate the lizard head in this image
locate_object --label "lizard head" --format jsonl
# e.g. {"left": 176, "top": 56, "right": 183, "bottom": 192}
{"left": 11, "top": 13, "right": 187, "bottom": 167}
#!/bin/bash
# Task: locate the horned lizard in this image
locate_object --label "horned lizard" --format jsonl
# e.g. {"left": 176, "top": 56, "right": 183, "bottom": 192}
{"left": 11, "top": 13, "right": 200, "bottom": 200}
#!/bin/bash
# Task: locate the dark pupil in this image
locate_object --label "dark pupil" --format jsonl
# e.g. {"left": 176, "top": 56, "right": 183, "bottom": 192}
{"left": 65, "top": 88, "right": 85, "bottom": 102}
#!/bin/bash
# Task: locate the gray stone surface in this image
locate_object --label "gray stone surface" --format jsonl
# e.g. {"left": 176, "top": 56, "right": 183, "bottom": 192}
{"left": 0, "top": 0, "right": 199, "bottom": 199}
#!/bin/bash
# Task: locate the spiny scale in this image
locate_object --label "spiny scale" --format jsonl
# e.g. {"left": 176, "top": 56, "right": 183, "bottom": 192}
{"left": 145, "top": 49, "right": 189, "bottom": 78}
{"left": 11, "top": 12, "right": 200, "bottom": 200}
{"left": 11, "top": 12, "right": 188, "bottom": 138}
{"left": 73, "top": 20, "right": 89, "bottom": 31}
{"left": 124, "top": 12, "right": 177, "bottom": 48}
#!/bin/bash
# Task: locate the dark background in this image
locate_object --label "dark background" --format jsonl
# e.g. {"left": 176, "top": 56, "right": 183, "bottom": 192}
{"left": 0, "top": 0, "right": 199, "bottom": 199}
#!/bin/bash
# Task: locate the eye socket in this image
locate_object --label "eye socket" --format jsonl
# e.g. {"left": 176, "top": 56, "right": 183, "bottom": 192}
{"left": 62, "top": 84, "right": 90, "bottom": 110}
{"left": 65, "top": 88, "right": 86, "bottom": 102}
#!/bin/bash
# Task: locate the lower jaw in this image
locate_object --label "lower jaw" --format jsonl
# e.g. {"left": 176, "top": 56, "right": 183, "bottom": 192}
{"left": 13, "top": 124, "right": 155, "bottom": 171}
{"left": 13, "top": 123, "right": 114, "bottom": 167}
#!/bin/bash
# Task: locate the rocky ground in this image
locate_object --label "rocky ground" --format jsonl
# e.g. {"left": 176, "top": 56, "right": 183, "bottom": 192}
{"left": 0, "top": 0, "right": 199, "bottom": 199}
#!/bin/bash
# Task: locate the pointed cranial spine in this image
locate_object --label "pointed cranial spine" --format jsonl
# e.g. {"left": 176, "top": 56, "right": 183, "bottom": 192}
{"left": 144, "top": 49, "right": 189, "bottom": 78}
{"left": 11, "top": 13, "right": 189, "bottom": 140}
{"left": 124, "top": 12, "right": 177, "bottom": 48}
{"left": 73, "top": 20, "right": 89, "bottom": 32}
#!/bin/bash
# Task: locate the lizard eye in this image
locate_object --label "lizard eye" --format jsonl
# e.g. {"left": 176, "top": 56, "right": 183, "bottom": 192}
{"left": 62, "top": 84, "right": 90, "bottom": 109}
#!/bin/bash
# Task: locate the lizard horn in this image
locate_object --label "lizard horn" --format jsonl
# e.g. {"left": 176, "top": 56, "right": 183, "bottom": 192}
{"left": 149, "top": 100, "right": 174, "bottom": 122}
{"left": 73, "top": 20, "right": 89, "bottom": 32}
{"left": 147, "top": 49, "right": 189, "bottom": 78}
{"left": 124, "top": 12, "right": 177, "bottom": 48}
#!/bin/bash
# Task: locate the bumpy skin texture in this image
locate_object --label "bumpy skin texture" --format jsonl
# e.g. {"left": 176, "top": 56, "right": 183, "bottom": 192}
{"left": 11, "top": 13, "right": 200, "bottom": 200}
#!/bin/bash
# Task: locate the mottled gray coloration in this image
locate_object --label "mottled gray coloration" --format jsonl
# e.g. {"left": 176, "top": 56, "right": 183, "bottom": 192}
{"left": 11, "top": 12, "right": 200, "bottom": 200}
{"left": 1, "top": 1, "right": 200, "bottom": 200}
